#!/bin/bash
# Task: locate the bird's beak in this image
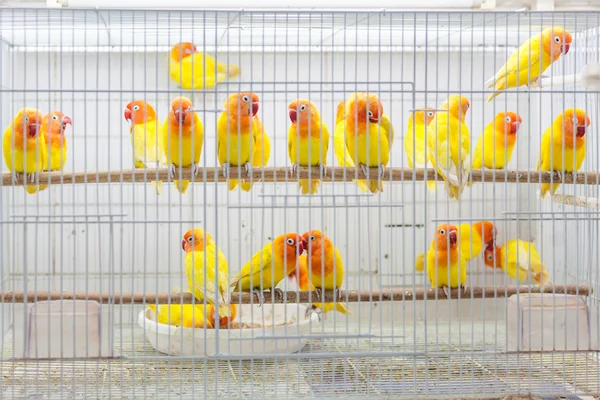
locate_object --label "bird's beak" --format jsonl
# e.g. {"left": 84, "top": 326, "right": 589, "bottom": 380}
{"left": 174, "top": 108, "right": 186, "bottom": 124}
{"left": 181, "top": 240, "right": 187, "bottom": 252}
{"left": 562, "top": 43, "right": 571, "bottom": 54}
{"left": 289, "top": 108, "right": 297, "bottom": 123}
{"left": 302, "top": 238, "right": 308, "bottom": 251}
{"left": 510, "top": 121, "right": 519, "bottom": 134}
{"left": 124, "top": 109, "right": 132, "bottom": 122}
{"left": 298, "top": 240, "right": 305, "bottom": 255}
{"left": 62, "top": 115, "right": 72, "bottom": 127}
{"left": 449, "top": 230, "right": 458, "bottom": 245}
{"left": 28, "top": 123, "right": 39, "bottom": 137}
{"left": 577, "top": 126, "right": 587, "bottom": 137}
{"left": 252, "top": 103, "right": 259, "bottom": 116}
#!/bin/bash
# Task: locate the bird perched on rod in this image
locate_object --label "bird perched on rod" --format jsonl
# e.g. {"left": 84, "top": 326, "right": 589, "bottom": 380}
{"left": 169, "top": 42, "right": 240, "bottom": 90}
{"left": 124, "top": 100, "right": 165, "bottom": 195}
{"left": 485, "top": 27, "right": 572, "bottom": 102}
{"left": 230, "top": 233, "right": 306, "bottom": 305}
{"left": 3, "top": 108, "right": 44, "bottom": 194}
{"left": 37, "top": 111, "right": 72, "bottom": 192}
{"left": 484, "top": 240, "right": 550, "bottom": 286}
{"left": 536, "top": 108, "right": 590, "bottom": 198}
{"left": 217, "top": 92, "right": 271, "bottom": 191}
{"left": 425, "top": 224, "right": 467, "bottom": 299}
{"left": 468, "top": 112, "right": 522, "bottom": 173}
{"left": 287, "top": 99, "right": 330, "bottom": 195}
{"left": 404, "top": 107, "right": 437, "bottom": 191}
{"left": 161, "top": 96, "right": 204, "bottom": 194}
{"left": 427, "top": 95, "right": 471, "bottom": 201}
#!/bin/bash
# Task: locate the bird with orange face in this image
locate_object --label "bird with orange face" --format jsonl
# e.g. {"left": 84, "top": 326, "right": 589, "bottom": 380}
{"left": 537, "top": 108, "right": 591, "bottom": 198}
{"left": 486, "top": 27, "right": 572, "bottom": 102}
{"left": 230, "top": 233, "right": 306, "bottom": 305}
{"left": 469, "top": 112, "right": 522, "bottom": 172}
{"left": 335, "top": 92, "right": 394, "bottom": 194}
{"left": 39, "top": 111, "right": 72, "bottom": 192}
{"left": 416, "top": 221, "right": 496, "bottom": 272}
{"left": 287, "top": 99, "right": 330, "bottom": 195}
{"left": 148, "top": 303, "right": 213, "bottom": 329}
{"left": 289, "top": 230, "right": 350, "bottom": 319}
{"left": 169, "top": 42, "right": 240, "bottom": 90}
{"left": 3, "top": 108, "right": 44, "bottom": 194}
{"left": 124, "top": 100, "right": 165, "bottom": 194}
{"left": 426, "top": 224, "right": 467, "bottom": 299}
{"left": 427, "top": 95, "right": 470, "bottom": 200}
{"left": 484, "top": 240, "right": 550, "bottom": 286}
{"left": 404, "top": 108, "right": 437, "bottom": 191}
{"left": 217, "top": 92, "right": 271, "bottom": 191}
{"left": 182, "top": 228, "right": 233, "bottom": 323}
{"left": 161, "top": 96, "right": 204, "bottom": 194}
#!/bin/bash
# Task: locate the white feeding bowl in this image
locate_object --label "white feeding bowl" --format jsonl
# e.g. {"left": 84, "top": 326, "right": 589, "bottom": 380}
{"left": 139, "top": 303, "right": 318, "bottom": 358}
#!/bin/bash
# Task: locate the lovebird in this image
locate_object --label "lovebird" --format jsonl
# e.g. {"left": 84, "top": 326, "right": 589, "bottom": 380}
{"left": 536, "top": 108, "right": 590, "bottom": 198}
{"left": 217, "top": 92, "right": 271, "bottom": 191}
{"left": 230, "top": 233, "right": 306, "bottom": 305}
{"left": 3, "top": 108, "right": 44, "bottom": 194}
{"left": 486, "top": 27, "right": 572, "bottom": 102}
{"left": 161, "top": 96, "right": 204, "bottom": 194}
{"left": 39, "top": 111, "right": 72, "bottom": 192}
{"left": 124, "top": 100, "right": 165, "bottom": 195}
{"left": 333, "top": 100, "right": 368, "bottom": 192}
{"left": 469, "top": 111, "right": 522, "bottom": 172}
{"left": 148, "top": 303, "right": 213, "bottom": 329}
{"left": 427, "top": 95, "right": 470, "bottom": 201}
{"left": 169, "top": 42, "right": 239, "bottom": 90}
{"left": 287, "top": 99, "right": 330, "bottom": 195}
{"left": 404, "top": 108, "right": 437, "bottom": 191}
{"left": 484, "top": 240, "right": 550, "bottom": 286}
{"left": 426, "top": 224, "right": 467, "bottom": 299}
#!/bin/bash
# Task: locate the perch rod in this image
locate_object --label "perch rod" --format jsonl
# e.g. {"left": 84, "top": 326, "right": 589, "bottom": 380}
{"left": 2, "top": 167, "right": 600, "bottom": 187}
{"left": 553, "top": 194, "right": 600, "bottom": 209}
{"left": 0, "top": 285, "right": 592, "bottom": 304}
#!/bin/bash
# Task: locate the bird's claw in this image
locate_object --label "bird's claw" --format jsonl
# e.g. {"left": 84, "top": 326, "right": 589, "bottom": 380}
{"left": 191, "top": 163, "right": 201, "bottom": 178}
{"left": 222, "top": 163, "right": 231, "bottom": 179}
{"left": 306, "top": 306, "right": 323, "bottom": 322}
{"left": 289, "top": 163, "right": 300, "bottom": 178}
{"left": 319, "top": 163, "right": 327, "bottom": 178}
{"left": 378, "top": 164, "right": 386, "bottom": 180}
{"left": 167, "top": 165, "right": 177, "bottom": 181}
{"left": 243, "top": 163, "right": 252, "bottom": 178}
{"left": 527, "top": 75, "right": 549, "bottom": 89}
{"left": 359, "top": 164, "right": 369, "bottom": 179}
{"left": 26, "top": 173, "right": 37, "bottom": 184}
{"left": 272, "top": 288, "right": 285, "bottom": 302}
{"left": 252, "top": 289, "right": 265, "bottom": 307}
{"left": 461, "top": 285, "right": 469, "bottom": 296}
{"left": 442, "top": 286, "right": 452, "bottom": 299}
{"left": 313, "top": 287, "right": 323, "bottom": 302}
{"left": 11, "top": 173, "right": 19, "bottom": 185}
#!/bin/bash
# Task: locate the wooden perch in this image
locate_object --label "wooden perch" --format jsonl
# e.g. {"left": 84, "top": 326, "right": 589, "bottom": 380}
{"left": 1, "top": 167, "right": 600, "bottom": 187}
{"left": 553, "top": 194, "right": 600, "bottom": 209}
{"left": 0, "top": 285, "right": 591, "bottom": 304}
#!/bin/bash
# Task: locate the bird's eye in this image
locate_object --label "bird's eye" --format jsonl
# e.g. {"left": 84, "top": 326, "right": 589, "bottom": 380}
{"left": 439, "top": 229, "right": 446, "bottom": 235}
{"left": 572, "top": 117, "right": 578, "bottom": 124}
{"left": 133, "top": 105, "right": 140, "bottom": 111}
{"left": 427, "top": 111, "right": 434, "bottom": 117}
{"left": 310, "top": 235, "right": 316, "bottom": 241}
{"left": 184, "top": 49, "right": 192, "bottom": 54}
{"left": 24, "top": 116, "right": 29, "bottom": 123}
{"left": 487, "top": 254, "right": 493, "bottom": 261}
{"left": 300, "top": 105, "right": 306, "bottom": 112}
{"left": 187, "top": 237, "right": 193, "bottom": 242}
{"left": 286, "top": 238, "right": 295, "bottom": 245}
{"left": 242, "top": 96, "right": 250, "bottom": 103}
{"left": 554, "top": 36, "right": 561, "bottom": 43}
{"left": 505, "top": 116, "right": 511, "bottom": 123}
{"left": 187, "top": 106, "right": 192, "bottom": 112}
{"left": 52, "top": 115, "right": 59, "bottom": 121}
{"left": 367, "top": 110, "right": 374, "bottom": 117}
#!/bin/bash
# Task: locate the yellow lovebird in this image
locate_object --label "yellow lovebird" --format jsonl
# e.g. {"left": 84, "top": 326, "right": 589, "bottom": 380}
{"left": 182, "top": 228, "right": 231, "bottom": 320}
{"left": 426, "top": 224, "right": 467, "bottom": 299}
{"left": 486, "top": 27, "right": 572, "bottom": 102}
{"left": 415, "top": 221, "right": 496, "bottom": 271}
{"left": 124, "top": 100, "right": 165, "bottom": 195}
{"left": 230, "top": 233, "right": 306, "bottom": 305}
{"left": 148, "top": 303, "right": 213, "bottom": 329}
{"left": 404, "top": 108, "right": 437, "bottom": 191}
{"left": 161, "top": 96, "right": 204, "bottom": 194}
{"left": 217, "top": 92, "right": 271, "bottom": 192}
{"left": 537, "top": 108, "right": 591, "bottom": 198}
{"left": 287, "top": 99, "right": 330, "bottom": 195}
{"left": 3, "top": 108, "right": 44, "bottom": 194}
{"left": 484, "top": 240, "right": 550, "bottom": 286}
{"left": 337, "top": 92, "right": 395, "bottom": 194}
{"left": 427, "top": 95, "right": 470, "bottom": 201}
{"left": 39, "top": 111, "right": 72, "bottom": 192}
{"left": 333, "top": 100, "right": 368, "bottom": 192}
{"left": 469, "top": 112, "right": 522, "bottom": 171}
{"left": 169, "top": 42, "right": 240, "bottom": 90}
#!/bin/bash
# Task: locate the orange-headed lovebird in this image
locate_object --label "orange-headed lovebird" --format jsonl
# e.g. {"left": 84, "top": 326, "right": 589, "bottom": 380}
{"left": 484, "top": 240, "right": 550, "bottom": 286}
{"left": 486, "top": 27, "right": 572, "bottom": 102}
{"left": 230, "top": 233, "right": 305, "bottom": 305}
{"left": 426, "top": 224, "right": 467, "bottom": 298}
{"left": 287, "top": 99, "right": 330, "bottom": 195}
{"left": 536, "top": 108, "right": 591, "bottom": 198}
{"left": 182, "top": 228, "right": 231, "bottom": 321}
{"left": 148, "top": 303, "right": 213, "bottom": 329}
{"left": 217, "top": 92, "right": 271, "bottom": 191}
{"left": 333, "top": 100, "right": 368, "bottom": 192}
{"left": 335, "top": 92, "right": 394, "bottom": 194}
{"left": 404, "top": 108, "right": 437, "bottom": 191}
{"left": 39, "top": 111, "right": 72, "bottom": 192}
{"left": 169, "top": 42, "right": 239, "bottom": 90}
{"left": 161, "top": 96, "right": 204, "bottom": 194}
{"left": 124, "top": 100, "right": 165, "bottom": 195}
{"left": 415, "top": 221, "right": 496, "bottom": 271}
{"left": 3, "top": 108, "right": 44, "bottom": 194}
{"left": 470, "top": 112, "right": 522, "bottom": 171}
{"left": 427, "top": 95, "right": 470, "bottom": 201}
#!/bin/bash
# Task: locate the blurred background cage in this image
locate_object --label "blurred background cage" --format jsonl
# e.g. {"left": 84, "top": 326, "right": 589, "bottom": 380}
{"left": 1, "top": 1, "right": 600, "bottom": 399}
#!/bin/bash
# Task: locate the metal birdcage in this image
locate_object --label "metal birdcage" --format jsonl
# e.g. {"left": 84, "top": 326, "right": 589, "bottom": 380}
{"left": 0, "top": 6, "right": 599, "bottom": 399}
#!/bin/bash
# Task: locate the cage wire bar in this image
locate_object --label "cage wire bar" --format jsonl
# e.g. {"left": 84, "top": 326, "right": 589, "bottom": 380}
{"left": 0, "top": 7, "right": 599, "bottom": 400}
